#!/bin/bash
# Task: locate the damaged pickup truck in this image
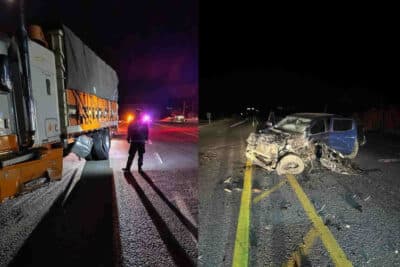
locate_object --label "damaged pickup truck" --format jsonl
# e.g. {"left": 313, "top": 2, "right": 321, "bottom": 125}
{"left": 246, "top": 113, "right": 366, "bottom": 175}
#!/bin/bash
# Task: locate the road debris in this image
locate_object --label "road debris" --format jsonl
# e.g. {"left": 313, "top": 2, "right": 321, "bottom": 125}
{"left": 224, "top": 177, "right": 232, "bottom": 184}
{"left": 344, "top": 193, "right": 363, "bottom": 212}
{"left": 280, "top": 200, "right": 291, "bottom": 210}
{"left": 200, "top": 151, "right": 217, "bottom": 162}
{"left": 323, "top": 214, "right": 342, "bottom": 230}
{"left": 319, "top": 143, "right": 362, "bottom": 175}
{"left": 224, "top": 188, "right": 232, "bottom": 193}
{"left": 364, "top": 195, "right": 371, "bottom": 201}
{"left": 317, "top": 204, "right": 326, "bottom": 214}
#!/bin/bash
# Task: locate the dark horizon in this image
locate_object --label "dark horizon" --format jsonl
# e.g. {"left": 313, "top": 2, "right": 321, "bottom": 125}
{"left": 199, "top": 2, "right": 398, "bottom": 117}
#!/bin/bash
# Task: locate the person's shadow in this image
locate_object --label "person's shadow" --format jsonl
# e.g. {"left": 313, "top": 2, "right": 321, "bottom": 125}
{"left": 139, "top": 170, "right": 198, "bottom": 239}
{"left": 123, "top": 171, "right": 196, "bottom": 267}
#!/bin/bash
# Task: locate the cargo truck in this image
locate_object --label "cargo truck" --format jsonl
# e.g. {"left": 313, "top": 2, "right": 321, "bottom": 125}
{"left": 0, "top": 4, "right": 118, "bottom": 202}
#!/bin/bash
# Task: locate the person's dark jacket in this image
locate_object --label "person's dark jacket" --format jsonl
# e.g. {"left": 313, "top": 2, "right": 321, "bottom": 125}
{"left": 127, "top": 121, "right": 149, "bottom": 143}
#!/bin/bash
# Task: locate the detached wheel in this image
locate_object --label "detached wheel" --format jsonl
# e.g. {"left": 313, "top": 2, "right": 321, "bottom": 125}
{"left": 276, "top": 154, "right": 305, "bottom": 175}
{"left": 344, "top": 139, "right": 359, "bottom": 159}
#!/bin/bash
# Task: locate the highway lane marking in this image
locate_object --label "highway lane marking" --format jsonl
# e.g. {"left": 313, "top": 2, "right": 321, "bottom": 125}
{"left": 283, "top": 227, "right": 319, "bottom": 267}
{"left": 180, "top": 132, "right": 198, "bottom": 137}
{"left": 252, "top": 178, "right": 287, "bottom": 204}
{"left": 154, "top": 152, "right": 163, "bottom": 164}
{"left": 153, "top": 122, "right": 198, "bottom": 137}
{"left": 286, "top": 174, "right": 352, "bottom": 267}
{"left": 232, "top": 160, "right": 253, "bottom": 267}
{"left": 230, "top": 119, "right": 248, "bottom": 128}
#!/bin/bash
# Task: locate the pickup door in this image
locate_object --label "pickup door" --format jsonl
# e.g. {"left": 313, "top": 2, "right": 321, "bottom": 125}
{"left": 328, "top": 118, "right": 357, "bottom": 155}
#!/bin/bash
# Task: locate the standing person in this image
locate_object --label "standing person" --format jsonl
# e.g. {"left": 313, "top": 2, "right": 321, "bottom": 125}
{"left": 122, "top": 109, "right": 149, "bottom": 172}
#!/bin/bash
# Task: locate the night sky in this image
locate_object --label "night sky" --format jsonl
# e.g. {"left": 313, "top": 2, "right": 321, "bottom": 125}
{"left": 0, "top": 0, "right": 198, "bottom": 117}
{"left": 200, "top": 2, "right": 398, "bottom": 117}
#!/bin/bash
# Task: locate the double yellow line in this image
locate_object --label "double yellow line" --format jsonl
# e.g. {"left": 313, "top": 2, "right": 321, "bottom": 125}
{"left": 286, "top": 174, "right": 352, "bottom": 266}
{"left": 232, "top": 160, "right": 253, "bottom": 267}
{"left": 232, "top": 163, "right": 353, "bottom": 266}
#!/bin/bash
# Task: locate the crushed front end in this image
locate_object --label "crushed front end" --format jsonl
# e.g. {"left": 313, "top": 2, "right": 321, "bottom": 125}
{"left": 245, "top": 130, "right": 315, "bottom": 174}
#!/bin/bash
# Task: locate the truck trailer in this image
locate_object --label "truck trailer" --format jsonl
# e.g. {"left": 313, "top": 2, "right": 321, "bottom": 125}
{"left": 0, "top": 12, "right": 118, "bottom": 202}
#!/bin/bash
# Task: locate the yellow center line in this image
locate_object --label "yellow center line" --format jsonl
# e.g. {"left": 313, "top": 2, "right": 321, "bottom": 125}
{"left": 253, "top": 178, "right": 287, "bottom": 204}
{"left": 286, "top": 174, "right": 353, "bottom": 267}
{"left": 283, "top": 227, "right": 320, "bottom": 267}
{"left": 232, "top": 160, "right": 253, "bottom": 267}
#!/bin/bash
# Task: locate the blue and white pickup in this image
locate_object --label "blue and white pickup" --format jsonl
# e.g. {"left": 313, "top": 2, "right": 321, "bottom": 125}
{"left": 246, "top": 113, "right": 366, "bottom": 175}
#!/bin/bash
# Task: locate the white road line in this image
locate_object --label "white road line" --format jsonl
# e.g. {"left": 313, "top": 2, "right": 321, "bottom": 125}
{"left": 180, "top": 132, "right": 198, "bottom": 137}
{"left": 153, "top": 122, "right": 198, "bottom": 137}
{"left": 154, "top": 152, "right": 163, "bottom": 164}
{"left": 229, "top": 119, "right": 248, "bottom": 128}
{"left": 148, "top": 139, "right": 152, "bottom": 145}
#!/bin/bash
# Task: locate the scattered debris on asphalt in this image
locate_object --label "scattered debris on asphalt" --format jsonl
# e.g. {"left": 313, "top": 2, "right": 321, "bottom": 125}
{"left": 224, "top": 188, "right": 232, "bottom": 193}
{"left": 317, "top": 204, "right": 326, "bottom": 214}
{"left": 280, "top": 201, "right": 291, "bottom": 210}
{"left": 323, "top": 214, "right": 342, "bottom": 230}
{"left": 223, "top": 176, "right": 244, "bottom": 191}
{"left": 224, "top": 177, "right": 232, "bottom": 184}
{"left": 200, "top": 151, "right": 217, "bottom": 162}
{"left": 344, "top": 193, "right": 363, "bottom": 212}
{"left": 364, "top": 195, "right": 372, "bottom": 201}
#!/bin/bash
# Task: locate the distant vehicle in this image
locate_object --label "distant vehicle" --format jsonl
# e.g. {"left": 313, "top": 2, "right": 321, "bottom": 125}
{"left": 246, "top": 113, "right": 366, "bottom": 175}
{"left": 172, "top": 115, "right": 186, "bottom": 123}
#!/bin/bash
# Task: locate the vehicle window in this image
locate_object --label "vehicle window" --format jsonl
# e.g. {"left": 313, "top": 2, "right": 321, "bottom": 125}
{"left": 310, "top": 119, "right": 325, "bottom": 134}
{"left": 326, "top": 118, "right": 331, "bottom": 131}
{"left": 274, "top": 116, "right": 311, "bottom": 133}
{"left": 333, "top": 119, "right": 353, "bottom": 131}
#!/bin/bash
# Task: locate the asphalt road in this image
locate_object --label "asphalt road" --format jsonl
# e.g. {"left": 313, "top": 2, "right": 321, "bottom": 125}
{"left": 199, "top": 119, "right": 400, "bottom": 266}
{"left": 112, "top": 122, "right": 198, "bottom": 266}
{"left": 1, "top": 122, "right": 197, "bottom": 267}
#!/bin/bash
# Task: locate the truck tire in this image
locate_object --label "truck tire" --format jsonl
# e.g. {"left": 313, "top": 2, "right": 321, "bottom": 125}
{"left": 102, "top": 128, "right": 111, "bottom": 153}
{"left": 84, "top": 129, "right": 111, "bottom": 160}
{"left": 276, "top": 154, "right": 305, "bottom": 175}
{"left": 93, "top": 130, "right": 110, "bottom": 160}
{"left": 344, "top": 139, "right": 359, "bottom": 159}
